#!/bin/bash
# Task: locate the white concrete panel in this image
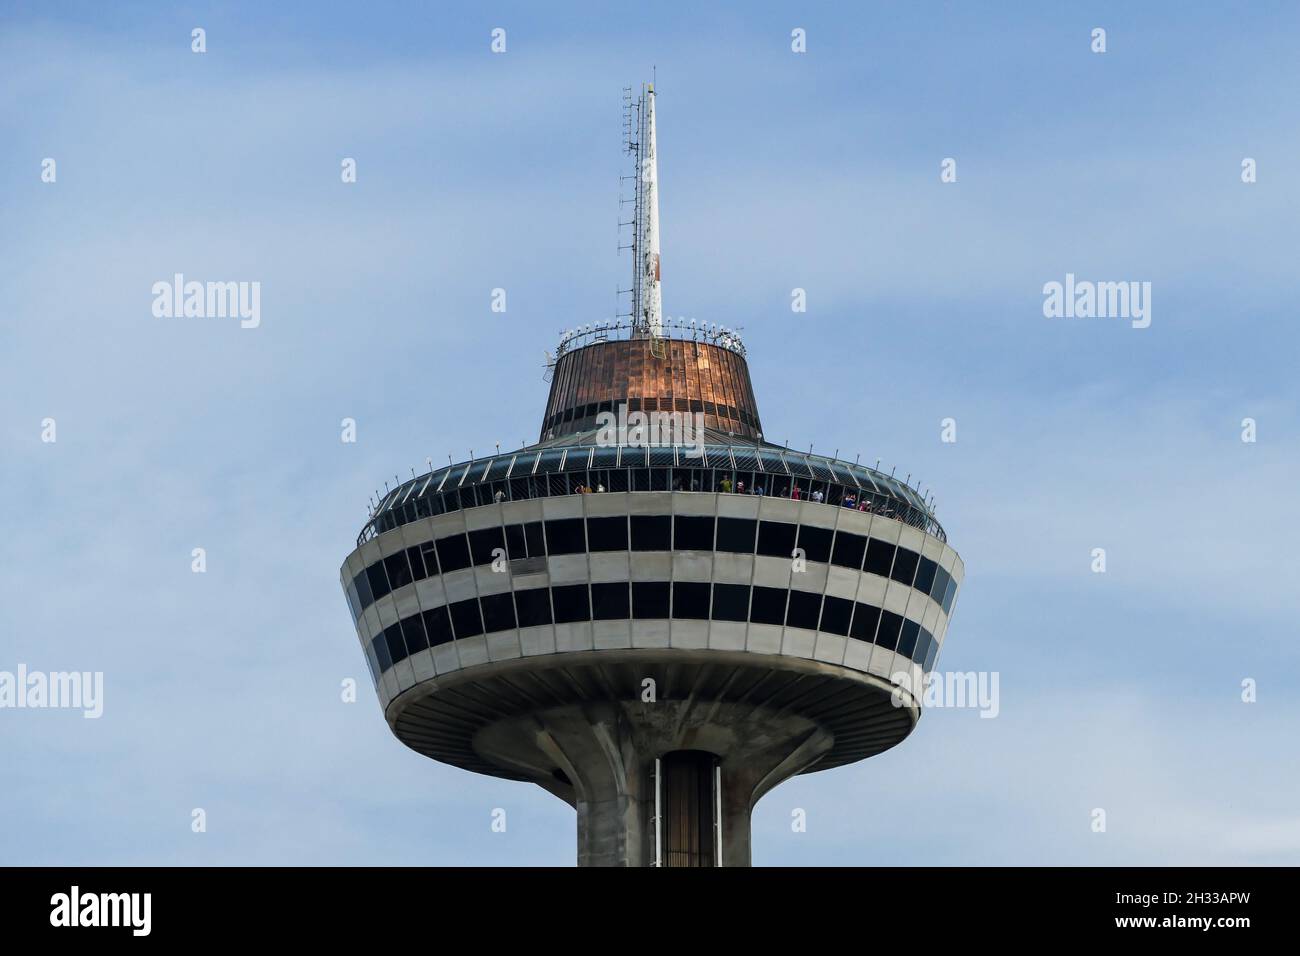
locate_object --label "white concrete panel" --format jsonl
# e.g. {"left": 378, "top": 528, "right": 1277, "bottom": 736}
{"left": 758, "top": 496, "right": 800, "bottom": 523}
{"left": 413, "top": 577, "right": 447, "bottom": 609}
{"left": 375, "top": 600, "right": 399, "bottom": 629}
{"left": 672, "top": 553, "right": 713, "bottom": 582}
{"left": 868, "top": 646, "right": 899, "bottom": 681}
{"left": 442, "top": 569, "right": 479, "bottom": 604}
{"left": 361, "top": 605, "right": 382, "bottom": 636}
{"left": 519, "top": 626, "right": 557, "bottom": 657}
{"left": 547, "top": 554, "right": 589, "bottom": 585}
{"left": 629, "top": 554, "right": 672, "bottom": 581}
{"left": 825, "top": 566, "right": 859, "bottom": 601}
{"left": 475, "top": 566, "right": 512, "bottom": 596}
{"left": 631, "top": 620, "right": 671, "bottom": 648}
{"left": 380, "top": 670, "right": 399, "bottom": 704}
{"left": 842, "top": 639, "right": 873, "bottom": 673}
{"left": 949, "top": 553, "right": 965, "bottom": 586}
{"left": 501, "top": 498, "right": 543, "bottom": 524}
{"left": 360, "top": 537, "right": 384, "bottom": 567}
{"left": 432, "top": 642, "right": 461, "bottom": 675}
{"left": 799, "top": 501, "right": 837, "bottom": 529}
{"left": 753, "top": 556, "right": 793, "bottom": 589}
{"left": 897, "top": 524, "right": 926, "bottom": 556}
{"left": 555, "top": 621, "right": 594, "bottom": 653}
{"left": 921, "top": 535, "right": 944, "bottom": 561}
{"left": 593, "top": 618, "right": 632, "bottom": 649}
{"left": 883, "top": 581, "right": 911, "bottom": 615}
{"left": 486, "top": 630, "right": 522, "bottom": 662}
{"left": 589, "top": 553, "right": 631, "bottom": 583}
{"left": 792, "top": 564, "right": 828, "bottom": 592}
{"left": 872, "top": 518, "right": 904, "bottom": 546}
{"left": 627, "top": 492, "right": 673, "bottom": 515}
{"left": 457, "top": 635, "right": 490, "bottom": 669}
{"left": 429, "top": 511, "right": 466, "bottom": 540}
{"left": 464, "top": 507, "right": 502, "bottom": 532}
{"left": 542, "top": 495, "right": 584, "bottom": 520}
{"left": 856, "top": 573, "right": 888, "bottom": 607}
{"left": 672, "top": 493, "right": 717, "bottom": 516}
{"left": 813, "top": 633, "right": 847, "bottom": 665}
{"left": 712, "top": 552, "right": 754, "bottom": 585}
{"left": 904, "top": 598, "right": 927, "bottom": 625}
{"left": 585, "top": 492, "right": 631, "bottom": 516}
{"left": 835, "top": 508, "right": 873, "bottom": 537}
{"left": 670, "top": 620, "right": 709, "bottom": 649}
{"left": 409, "top": 649, "right": 436, "bottom": 683}
{"left": 746, "top": 624, "right": 783, "bottom": 655}
{"left": 394, "top": 659, "right": 416, "bottom": 692}
{"left": 781, "top": 628, "right": 816, "bottom": 659}
{"left": 708, "top": 622, "right": 747, "bottom": 652}
{"left": 393, "top": 588, "right": 422, "bottom": 621}
{"left": 510, "top": 570, "right": 550, "bottom": 592}
{"left": 921, "top": 602, "right": 941, "bottom": 635}
{"left": 717, "top": 495, "right": 760, "bottom": 519}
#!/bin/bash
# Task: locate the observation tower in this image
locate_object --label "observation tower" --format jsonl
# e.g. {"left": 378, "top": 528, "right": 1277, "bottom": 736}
{"left": 339, "top": 84, "right": 963, "bottom": 866}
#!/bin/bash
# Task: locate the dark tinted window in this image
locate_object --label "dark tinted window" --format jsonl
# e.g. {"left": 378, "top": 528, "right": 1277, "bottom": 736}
{"left": 756, "top": 521, "right": 797, "bottom": 559}
{"left": 353, "top": 570, "right": 373, "bottom": 609}
{"left": 515, "top": 588, "right": 552, "bottom": 627}
{"left": 371, "top": 632, "right": 392, "bottom": 671}
{"left": 750, "top": 586, "right": 788, "bottom": 625}
{"left": 898, "top": 619, "right": 921, "bottom": 658}
{"left": 674, "top": 516, "right": 715, "bottom": 550}
{"left": 384, "top": 622, "right": 408, "bottom": 665}
{"left": 830, "top": 532, "right": 867, "bottom": 571}
{"left": 400, "top": 615, "right": 429, "bottom": 655}
{"left": 418, "top": 541, "right": 439, "bottom": 577}
{"left": 786, "top": 589, "right": 822, "bottom": 629}
{"left": 552, "top": 584, "right": 591, "bottom": 623}
{"left": 891, "top": 548, "right": 919, "bottom": 586}
{"left": 449, "top": 598, "right": 484, "bottom": 639}
{"left": 545, "top": 518, "right": 586, "bottom": 555}
{"left": 796, "top": 526, "right": 832, "bottom": 564}
{"left": 405, "top": 545, "right": 430, "bottom": 582}
{"left": 591, "top": 582, "right": 630, "bottom": 619}
{"left": 931, "top": 566, "right": 950, "bottom": 602}
{"left": 587, "top": 516, "right": 628, "bottom": 552}
{"left": 849, "top": 603, "right": 880, "bottom": 641}
{"left": 436, "top": 534, "right": 472, "bottom": 573}
{"left": 876, "top": 611, "right": 903, "bottom": 650}
{"left": 384, "top": 552, "right": 413, "bottom": 591}
{"left": 630, "top": 514, "right": 672, "bottom": 551}
{"left": 481, "top": 592, "right": 517, "bottom": 632}
{"left": 712, "top": 583, "right": 749, "bottom": 622}
{"left": 422, "top": 606, "right": 454, "bottom": 647}
{"left": 632, "top": 581, "right": 670, "bottom": 619}
{"left": 524, "top": 521, "right": 546, "bottom": 558}
{"left": 864, "top": 539, "right": 895, "bottom": 578}
{"left": 914, "top": 557, "right": 938, "bottom": 596}
{"left": 716, "top": 518, "right": 757, "bottom": 553}
{"left": 504, "top": 524, "right": 526, "bottom": 561}
{"left": 367, "top": 563, "right": 391, "bottom": 601}
{"left": 820, "top": 596, "right": 852, "bottom": 635}
{"left": 672, "top": 582, "right": 710, "bottom": 619}
{"left": 914, "top": 628, "right": 933, "bottom": 665}
{"left": 469, "top": 527, "right": 505, "bottom": 566}
{"left": 942, "top": 577, "right": 957, "bottom": 614}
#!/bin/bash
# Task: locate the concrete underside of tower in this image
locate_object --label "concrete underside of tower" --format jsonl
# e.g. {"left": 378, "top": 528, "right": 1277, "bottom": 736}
{"left": 387, "top": 649, "right": 918, "bottom": 866}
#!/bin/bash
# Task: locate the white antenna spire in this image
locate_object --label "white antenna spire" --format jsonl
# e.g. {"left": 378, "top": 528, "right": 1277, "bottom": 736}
{"left": 638, "top": 82, "right": 663, "bottom": 339}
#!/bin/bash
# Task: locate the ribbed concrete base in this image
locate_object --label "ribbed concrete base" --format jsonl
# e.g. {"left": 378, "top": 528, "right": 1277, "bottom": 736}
{"left": 476, "top": 699, "right": 833, "bottom": 866}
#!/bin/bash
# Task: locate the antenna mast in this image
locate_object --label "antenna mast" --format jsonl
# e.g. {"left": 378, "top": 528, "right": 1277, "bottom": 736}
{"left": 618, "top": 81, "right": 665, "bottom": 356}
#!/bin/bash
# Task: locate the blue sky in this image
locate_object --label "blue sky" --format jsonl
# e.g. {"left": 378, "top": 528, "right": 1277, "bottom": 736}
{"left": 2, "top": 1, "right": 1298, "bottom": 865}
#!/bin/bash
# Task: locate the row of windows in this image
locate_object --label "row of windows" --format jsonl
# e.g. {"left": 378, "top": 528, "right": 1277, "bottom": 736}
{"left": 346, "top": 516, "right": 958, "bottom": 621}
{"left": 542, "top": 397, "right": 759, "bottom": 433}
{"left": 362, "top": 465, "right": 944, "bottom": 545}
{"left": 363, "top": 583, "right": 943, "bottom": 683}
